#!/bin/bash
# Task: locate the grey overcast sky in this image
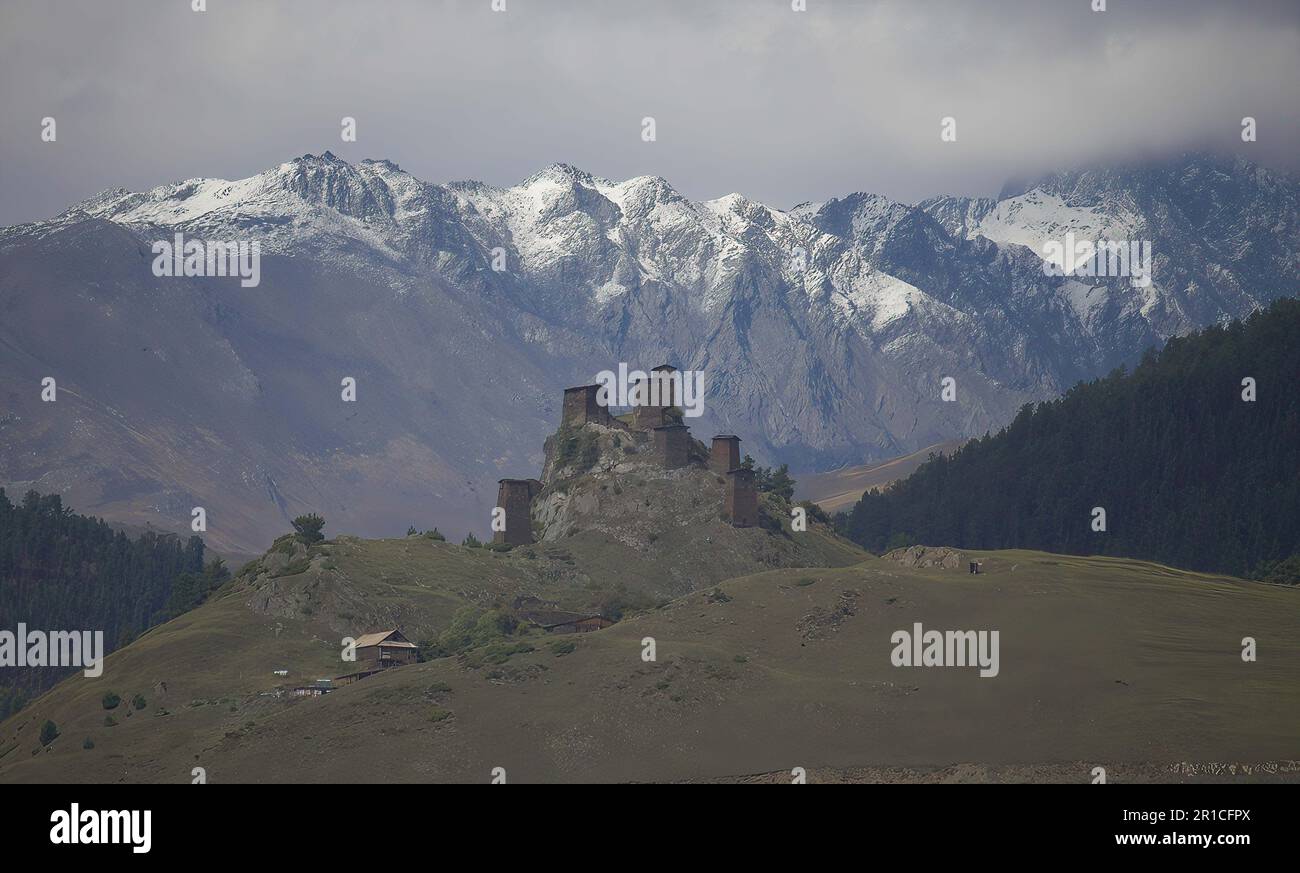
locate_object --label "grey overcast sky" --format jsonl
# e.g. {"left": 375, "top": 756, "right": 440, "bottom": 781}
{"left": 1, "top": 0, "right": 1297, "bottom": 226}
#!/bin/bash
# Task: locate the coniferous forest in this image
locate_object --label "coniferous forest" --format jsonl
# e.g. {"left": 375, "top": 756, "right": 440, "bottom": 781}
{"left": 0, "top": 490, "right": 229, "bottom": 718}
{"left": 838, "top": 298, "right": 1300, "bottom": 582}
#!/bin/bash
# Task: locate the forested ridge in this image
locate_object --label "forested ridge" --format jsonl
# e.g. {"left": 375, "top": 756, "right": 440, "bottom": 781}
{"left": 839, "top": 298, "right": 1300, "bottom": 582}
{"left": 0, "top": 490, "right": 228, "bottom": 719}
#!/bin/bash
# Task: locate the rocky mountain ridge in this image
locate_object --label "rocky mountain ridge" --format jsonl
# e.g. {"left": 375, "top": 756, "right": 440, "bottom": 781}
{"left": 0, "top": 151, "right": 1295, "bottom": 553}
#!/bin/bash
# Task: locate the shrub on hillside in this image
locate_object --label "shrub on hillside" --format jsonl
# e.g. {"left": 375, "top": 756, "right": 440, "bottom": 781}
{"left": 556, "top": 428, "right": 600, "bottom": 472}
{"left": 291, "top": 513, "right": 326, "bottom": 545}
{"left": 39, "top": 720, "right": 59, "bottom": 746}
{"left": 430, "top": 605, "right": 519, "bottom": 657}
{"left": 741, "top": 455, "right": 797, "bottom": 500}
{"left": 797, "top": 499, "right": 830, "bottom": 525}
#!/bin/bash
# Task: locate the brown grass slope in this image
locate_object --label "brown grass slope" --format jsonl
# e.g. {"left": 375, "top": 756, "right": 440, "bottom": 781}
{"left": 794, "top": 439, "right": 965, "bottom": 514}
{"left": 3, "top": 546, "right": 1296, "bottom": 783}
{"left": 0, "top": 488, "right": 865, "bottom": 781}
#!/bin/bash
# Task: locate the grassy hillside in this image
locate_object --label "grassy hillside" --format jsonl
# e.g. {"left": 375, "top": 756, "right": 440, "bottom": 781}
{"left": 4, "top": 543, "right": 1296, "bottom": 783}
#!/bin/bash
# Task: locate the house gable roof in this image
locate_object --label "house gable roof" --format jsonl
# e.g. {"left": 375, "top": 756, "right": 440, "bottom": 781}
{"left": 353, "top": 629, "right": 416, "bottom": 649}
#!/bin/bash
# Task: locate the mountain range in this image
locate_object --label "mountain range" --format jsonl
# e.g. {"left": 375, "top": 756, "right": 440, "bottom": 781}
{"left": 1, "top": 151, "right": 1296, "bottom": 555}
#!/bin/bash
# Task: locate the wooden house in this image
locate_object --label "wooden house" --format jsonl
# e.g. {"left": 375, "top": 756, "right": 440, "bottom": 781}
{"left": 354, "top": 629, "right": 419, "bottom": 666}
{"left": 519, "top": 609, "right": 615, "bottom": 635}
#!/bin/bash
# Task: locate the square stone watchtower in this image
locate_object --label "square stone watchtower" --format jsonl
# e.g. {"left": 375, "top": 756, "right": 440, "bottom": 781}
{"left": 709, "top": 435, "right": 741, "bottom": 473}
{"left": 650, "top": 364, "right": 679, "bottom": 407}
{"left": 725, "top": 467, "right": 759, "bottom": 527}
{"left": 633, "top": 403, "right": 666, "bottom": 431}
{"left": 493, "top": 478, "right": 541, "bottom": 546}
{"left": 653, "top": 424, "right": 691, "bottom": 469}
{"left": 632, "top": 365, "right": 678, "bottom": 430}
{"left": 562, "top": 385, "right": 612, "bottom": 429}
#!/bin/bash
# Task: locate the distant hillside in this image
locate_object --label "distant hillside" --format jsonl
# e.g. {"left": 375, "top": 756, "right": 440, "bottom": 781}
{"left": 0, "top": 490, "right": 226, "bottom": 719}
{"left": 839, "top": 298, "right": 1300, "bottom": 579}
{"left": 795, "top": 440, "right": 966, "bottom": 514}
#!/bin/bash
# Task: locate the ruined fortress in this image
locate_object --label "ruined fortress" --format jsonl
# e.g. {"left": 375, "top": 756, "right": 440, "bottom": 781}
{"left": 493, "top": 365, "right": 758, "bottom": 546}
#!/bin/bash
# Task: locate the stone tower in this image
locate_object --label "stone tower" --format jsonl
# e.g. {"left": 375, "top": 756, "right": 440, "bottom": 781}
{"left": 632, "top": 365, "right": 677, "bottom": 430}
{"left": 562, "top": 385, "right": 612, "bottom": 429}
{"left": 653, "top": 424, "right": 690, "bottom": 469}
{"left": 632, "top": 402, "right": 666, "bottom": 431}
{"left": 725, "top": 467, "right": 759, "bottom": 527}
{"left": 493, "top": 478, "right": 540, "bottom": 546}
{"left": 650, "top": 364, "right": 679, "bottom": 407}
{"left": 709, "top": 435, "right": 741, "bottom": 473}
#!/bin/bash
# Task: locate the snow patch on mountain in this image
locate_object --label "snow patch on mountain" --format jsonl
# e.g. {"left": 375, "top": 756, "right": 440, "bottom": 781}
{"left": 831, "top": 270, "right": 927, "bottom": 331}
{"left": 971, "top": 190, "right": 1143, "bottom": 270}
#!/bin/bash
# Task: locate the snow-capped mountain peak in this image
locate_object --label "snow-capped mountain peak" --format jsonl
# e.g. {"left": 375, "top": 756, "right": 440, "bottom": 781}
{"left": 1, "top": 151, "right": 1294, "bottom": 551}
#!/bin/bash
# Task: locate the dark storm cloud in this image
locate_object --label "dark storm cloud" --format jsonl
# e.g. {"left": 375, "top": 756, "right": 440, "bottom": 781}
{"left": 0, "top": 0, "right": 1296, "bottom": 225}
